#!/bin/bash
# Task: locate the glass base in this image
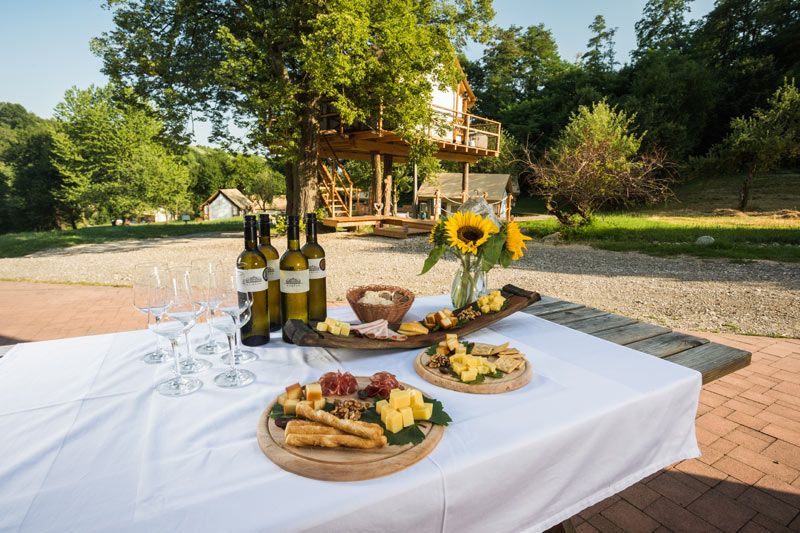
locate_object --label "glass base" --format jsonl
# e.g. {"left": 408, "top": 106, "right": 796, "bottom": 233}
{"left": 214, "top": 368, "right": 255, "bottom": 388}
{"left": 222, "top": 350, "right": 258, "bottom": 365}
{"left": 156, "top": 376, "right": 203, "bottom": 396}
{"left": 195, "top": 341, "right": 228, "bottom": 355}
{"left": 142, "top": 349, "right": 168, "bottom": 364}
{"left": 180, "top": 358, "right": 213, "bottom": 374}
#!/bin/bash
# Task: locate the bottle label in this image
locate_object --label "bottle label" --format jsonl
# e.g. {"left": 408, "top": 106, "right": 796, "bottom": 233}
{"left": 308, "top": 257, "right": 326, "bottom": 279}
{"left": 280, "top": 269, "right": 310, "bottom": 293}
{"left": 266, "top": 259, "right": 280, "bottom": 282}
{"left": 236, "top": 268, "right": 267, "bottom": 293}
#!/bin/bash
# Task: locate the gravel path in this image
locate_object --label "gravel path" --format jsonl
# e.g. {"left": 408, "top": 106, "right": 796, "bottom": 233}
{"left": 1, "top": 231, "right": 798, "bottom": 337}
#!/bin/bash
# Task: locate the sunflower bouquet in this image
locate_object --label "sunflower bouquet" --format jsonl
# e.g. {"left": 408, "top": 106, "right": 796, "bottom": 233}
{"left": 420, "top": 207, "right": 532, "bottom": 308}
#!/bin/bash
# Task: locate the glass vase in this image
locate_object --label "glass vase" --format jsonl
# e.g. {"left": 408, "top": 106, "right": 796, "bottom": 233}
{"left": 450, "top": 258, "right": 487, "bottom": 308}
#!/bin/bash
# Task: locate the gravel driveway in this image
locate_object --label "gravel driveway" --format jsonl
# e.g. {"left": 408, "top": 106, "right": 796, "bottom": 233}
{"left": 1, "top": 231, "right": 797, "bottom": 337}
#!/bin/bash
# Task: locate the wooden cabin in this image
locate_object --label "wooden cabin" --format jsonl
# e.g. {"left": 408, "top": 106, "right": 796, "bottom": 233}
{"left": 316, "top": 61, "right": 502, "bottom": 219}
{"left": 200, "top": 188, "right": 253, "bottom": 221}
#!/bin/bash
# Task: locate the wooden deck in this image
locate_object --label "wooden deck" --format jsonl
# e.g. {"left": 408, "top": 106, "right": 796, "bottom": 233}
{"left": 322, "top": 215, "right": 435, "bottom": 238}
{"left": 525, "top": 295, "right": 751, "bottom": 384}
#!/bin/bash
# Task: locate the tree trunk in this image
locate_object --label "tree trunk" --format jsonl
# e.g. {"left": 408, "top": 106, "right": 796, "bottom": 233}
{"left": 292, "top": 93, "right": 321, "bottom": 216}
{"left": 285, "top": 161, "right": 296, "bottom": 215}
{"left": 382, "top": 155, "right": 393, "bottom": 216}
{"left": 739, "top": 169, "right": 755, "bottom": 211}
{"left": 461, "top": 162, "right": 470, "bottom": 203}
{"left": 370, "top": 151, "right": 382, "bottom": 214}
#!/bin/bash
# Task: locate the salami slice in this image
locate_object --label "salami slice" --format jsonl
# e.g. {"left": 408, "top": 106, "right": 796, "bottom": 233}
{"left": 319, "top": 370, "right": 358, "bottom": 396}
{"left": 364, "top": 371, "right": 403, "bottom": 398}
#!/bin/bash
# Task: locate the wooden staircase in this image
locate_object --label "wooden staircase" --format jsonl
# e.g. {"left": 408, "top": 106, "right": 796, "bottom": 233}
{"left": 318, "top": 138, "right": 357, "bottom": 218}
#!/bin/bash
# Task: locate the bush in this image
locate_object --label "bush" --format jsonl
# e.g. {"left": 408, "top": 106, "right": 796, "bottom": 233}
{"left": 523, "top": 100, "right": 674, "bottom": 226}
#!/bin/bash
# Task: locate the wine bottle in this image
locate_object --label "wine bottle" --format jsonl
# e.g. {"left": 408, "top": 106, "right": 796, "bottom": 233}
{"left": 279, "top": 215, "right": 309, "bottom": 343}
{"left": 258, "top": 214, "right": 281, "bottom": 332}
{"left": 236, "top": 215, "right": 269, "bottom": 346}
{"left": 302, "top": 212, "right": 327, "bottom": 322}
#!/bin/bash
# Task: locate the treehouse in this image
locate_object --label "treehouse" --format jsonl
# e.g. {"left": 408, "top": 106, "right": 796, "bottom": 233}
{"left": 316, "top": 68, "right": 502, "bottom": 220}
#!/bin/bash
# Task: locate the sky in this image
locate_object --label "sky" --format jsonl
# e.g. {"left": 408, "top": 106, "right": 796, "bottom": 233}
{"left": 0, "top": 0, "right": 716, "bottom": 146}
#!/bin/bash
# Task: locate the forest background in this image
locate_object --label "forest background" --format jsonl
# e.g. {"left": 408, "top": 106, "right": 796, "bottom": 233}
{"left": 0, "top": 0, "right": 797, "bottom": 234}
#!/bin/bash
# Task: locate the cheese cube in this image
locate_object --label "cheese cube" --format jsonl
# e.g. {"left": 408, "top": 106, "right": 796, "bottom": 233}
{"left": 412, "top": 402, "right": 433, "bottom": 420}
{"left": 480, "top": 305, "right": 491, "bottom": 314}
{"left": 446, "top": 338, "right": 459, "bottom": 351}
{"left": 484, "top": 360, "right": 496, "bottom": 372}
{"left": 466, "top": 355, "right": 480, "bottom": 369}
{"left": 409, "top": 389, "right": 424, "bottom": 407}
{"left": 434, "top": 310, "right": 448, "bottom": 325}
{"left": 381, "top": 406, "right": 397, "bottom": 424}
{"left": 435, "top": 345, "right": 449, "bottom": 357}
{"left": 389, "top": 389, "right": 411, "bottom": 410}
{"left": 285, "top": 383, "right": 302, "bottom": 400}
{"left": 400, "top": 406, "right": 414, "bottom": 427}
{"left": 424, "top": 313, "right": 437, "bottom": 327}
{"left": 454, "top": 344, "right": 467, "bottom": 355}
{"left": 489, "top": 302, "right": 502, "bottom": 312}
{"left": 325, "top": 317, "right": 337, "bottom": 326}
{"left": 461, "top": 368, "right": 478, "bottom": 382}
{"left": 438, "top": 340, "right": 448, "bottom": 348}
{"left": 313, "top": 398, "right": 326, "bottom": 409}
{"left": 450, "top": 353, "right": 464, "bottom": 365}
{"left": 329, "top": 324, "right": 341, "bottom": 336}
{"left": 339, "top": 323, "right": 351, "bottom": 336}
{"left": 375, "top": 399, "right": 389, "bottom": 415}
{"left": 316, "top": 322, "right": 329, "bottom": 332}
{"left": 452, "top": 362, "right": 466, "bottom": 375}
{"left": 283, "top": 398, "right": 299, "bottom": 415}
{"left": 384, "top": 410, "right": 404, "bottom": 433}
{"left": 305, "top": 383, "right": 322, "bottom": 402}
{"left": 277, "top": 392, "right": 287, "bottom": 406}
{"left": 445, "top": 333, "right": 458, "bottom": 342}
{"left": 491, "top": 290, "right": 501, "bottom": 298}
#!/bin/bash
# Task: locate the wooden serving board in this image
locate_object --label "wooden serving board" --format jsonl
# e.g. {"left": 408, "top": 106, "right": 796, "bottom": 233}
{"left": 414, "top": 349, "right": 533, "bottom": 394}
{"left": 284, "top": 284, "right": 541, "bottom": 350}
{"left": 256, "top": 378, "right": 445, "bottom": 481}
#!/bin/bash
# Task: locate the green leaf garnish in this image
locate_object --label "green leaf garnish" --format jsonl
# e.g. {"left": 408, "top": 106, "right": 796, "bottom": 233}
{"left": 361, "top": 393, "right": 451, "bottom": 446}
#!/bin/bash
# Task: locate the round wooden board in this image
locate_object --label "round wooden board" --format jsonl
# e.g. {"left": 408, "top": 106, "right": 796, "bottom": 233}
{"left": 256, "top": 378, "right": 444, "bottom": 482}
{"left": 414, "top": 349, "right": 533, "bottom": 394}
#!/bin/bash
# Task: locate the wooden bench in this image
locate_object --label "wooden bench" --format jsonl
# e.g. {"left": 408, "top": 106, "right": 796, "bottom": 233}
{"left": 524, "top": 295, "right": 751, "bottom": 384}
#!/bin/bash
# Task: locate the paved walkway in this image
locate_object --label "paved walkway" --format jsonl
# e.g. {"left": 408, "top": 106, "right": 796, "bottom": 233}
{"left": 1, "top": 281, "right": 799, "bottom": 531}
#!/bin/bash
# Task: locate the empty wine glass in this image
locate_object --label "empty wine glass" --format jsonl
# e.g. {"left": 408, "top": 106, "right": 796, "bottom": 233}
{"left": 213, "top": 269, "right": 256, "bottom": 388}
{"left": 191, "top": 260, "right": 228, "bottom": 356}
{"left": 149, "top": 279, "right": 202, "bottom": 397}
{"left": 169, "top": 266, "right": 212, "bottom": 374}
{"left": 132, "top": 263, "right": 170, "bottom": 364}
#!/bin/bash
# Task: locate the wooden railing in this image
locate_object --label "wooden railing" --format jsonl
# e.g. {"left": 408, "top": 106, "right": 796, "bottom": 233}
{"left": 428, "top": 104, "right": 502, "bottom": 153}
{"left": 318, "top": 137, "right": 355, "bottom": 217}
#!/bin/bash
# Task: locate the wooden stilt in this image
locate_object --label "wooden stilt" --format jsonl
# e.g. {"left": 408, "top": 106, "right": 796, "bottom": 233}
{"left": 370, "top": 151, "right": 382, "bottom": 215}
{"left": 382, "top": 154, "right": 393, "bottom": 216}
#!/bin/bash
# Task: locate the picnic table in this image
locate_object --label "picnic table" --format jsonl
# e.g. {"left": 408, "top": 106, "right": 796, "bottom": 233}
{"left": 0, "top": 293, "right": 748, "bottom": 532}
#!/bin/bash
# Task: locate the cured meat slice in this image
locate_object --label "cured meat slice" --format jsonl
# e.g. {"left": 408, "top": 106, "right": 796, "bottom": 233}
{"left": 364, "top": 371, "right": 403, "bottom": 398}
{"left": 350, "top": 319, "right": 407, "bottom": 342}
{"left": 319, "top": 370, "right": 358, "bottom": 396}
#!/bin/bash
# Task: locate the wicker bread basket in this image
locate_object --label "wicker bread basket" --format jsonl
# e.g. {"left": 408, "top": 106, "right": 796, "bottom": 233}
{"left": 346, "top": 285, "right": 415, "bottom": 324}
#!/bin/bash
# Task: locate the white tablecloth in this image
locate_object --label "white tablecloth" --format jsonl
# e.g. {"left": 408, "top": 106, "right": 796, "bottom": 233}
{"left": 0, "top": 295, "right": 701, "bottom": 533}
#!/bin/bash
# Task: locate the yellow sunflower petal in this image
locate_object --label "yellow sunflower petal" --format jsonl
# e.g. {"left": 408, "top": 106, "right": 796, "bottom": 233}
{"left": 505, "top": 221, "right": 531, "bottom": 261}
{"left": 444, "top": 212, "right": 497, "bottom": 255}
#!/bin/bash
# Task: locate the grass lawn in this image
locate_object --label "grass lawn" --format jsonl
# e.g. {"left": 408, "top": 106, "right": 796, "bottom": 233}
{"left": 0, "top": 218, "right": 244, "bottom": 258}
{"left": 519, "top": 213, "right": 800, "bottom": 263}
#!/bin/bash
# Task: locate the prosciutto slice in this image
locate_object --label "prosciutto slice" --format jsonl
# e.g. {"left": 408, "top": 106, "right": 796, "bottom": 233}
{"left": 350, "top": 319, "right": 407, "bottom": 341}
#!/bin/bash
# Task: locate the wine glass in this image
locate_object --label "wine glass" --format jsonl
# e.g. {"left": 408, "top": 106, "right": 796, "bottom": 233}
{"left": 132, "top": 263, "right": 170, "bottom": 364}
{"left": 169, "top": 266, "right": 212, "bottom": 374}
{"left": 149, "top": 278, "right": 203, "bottom": 397}
{"left": 220, "top": 264, "right": 258, "bottom": 366}
{"left": 191, "top": 260, "right": 229, "bottom": 355}
{"left": 212, "top": 269, "right": 256, "bottom": 388}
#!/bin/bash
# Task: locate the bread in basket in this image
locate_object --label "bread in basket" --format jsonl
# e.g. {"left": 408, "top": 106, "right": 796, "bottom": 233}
{"left": 346, "top": 285, "right": 415, "bottom": 324}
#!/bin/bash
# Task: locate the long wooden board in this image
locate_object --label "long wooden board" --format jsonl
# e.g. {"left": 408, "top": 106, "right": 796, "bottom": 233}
{"left": 285, "top": 284, "right": 541, "bottom": 349}
{"left": 414, "top": 349, "right": 533, "bottom": 394}
{"left": 256, "top": 378, "right": 445, "bottom": 481}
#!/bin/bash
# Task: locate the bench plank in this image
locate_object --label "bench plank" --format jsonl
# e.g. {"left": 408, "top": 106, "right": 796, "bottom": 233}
{"left": 524, "top": 300, "right": 585, "bottom": 317}
{"left": 626, "top": 332, "right": 709, "bottom": 358}
{"left": 665, "top": 343, "right": 752, "bottom": 384}
{"left": 567, "top": 314, "right": 639, "bottom": 335}
{"left": 541, "top": 307, "right": 608, "bottom": 325}
{"left": 594, "top": 322, "right": 672, "bottom": 345}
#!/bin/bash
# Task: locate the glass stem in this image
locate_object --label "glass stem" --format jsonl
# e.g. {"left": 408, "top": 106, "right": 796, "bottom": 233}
{"left": 235, "top": 327, "right": 243, "bottom": 356}
{"left": 153, "top": 315, "right": 163, "bottom": 354}
{"left": 183, "top": 330, "right": 195, "bottom": 365}
{"left": 226, "top": 329, "right": 237, "bottom": 377}
{"left": 170, "top": 338, "right": 183, "bottom": 382}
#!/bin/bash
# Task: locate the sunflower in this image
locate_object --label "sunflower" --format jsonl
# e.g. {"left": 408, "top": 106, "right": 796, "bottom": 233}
{"left": 429, "top": 219, "right": 447, "bottom": 246}
{"left": 504, "top": 221, "right": 532, "bottom": 260}
{"left": 444, "top": 211, "right": 498, "bottom": 255}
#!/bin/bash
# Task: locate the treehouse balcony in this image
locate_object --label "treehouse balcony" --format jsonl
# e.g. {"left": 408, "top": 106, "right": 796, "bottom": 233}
{"left": 318, "top": 103, "right": 502, "bottom": 164}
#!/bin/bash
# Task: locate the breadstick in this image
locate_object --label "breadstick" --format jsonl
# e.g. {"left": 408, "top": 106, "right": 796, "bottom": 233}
{"left": 296, "top": 403, "right": 383, "bottom": 441}
{"left": 285, "top": 433, "right": 387, "bottom": 449}
{"left": 285, "top": 420, "right": 345, "bottom": 436}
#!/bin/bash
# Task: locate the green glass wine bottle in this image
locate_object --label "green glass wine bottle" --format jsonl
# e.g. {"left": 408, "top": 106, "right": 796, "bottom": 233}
{"left": 302, "top": 212, "right": 327, "bottom": 322}
{"left": 279, "top": 215, "right": 309, "bottom": 343}
{"left": 258, "top": 214, "right": 281, "bottom": 332}
{"left": 236, "top": 215, "right": 269, "bottom": 345}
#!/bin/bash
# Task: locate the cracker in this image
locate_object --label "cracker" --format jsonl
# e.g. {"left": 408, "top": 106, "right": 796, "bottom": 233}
{"left": 495, "top": 356, "right": 523, "bottom": 373}
{"left": 490, "top": 342, "right": 509, "bottom": 355}
{"left": 501, "top": 352, "right": 526, "bottom": 359}
{"left": 470, "top": 343, "right": 494, "bottom": 356}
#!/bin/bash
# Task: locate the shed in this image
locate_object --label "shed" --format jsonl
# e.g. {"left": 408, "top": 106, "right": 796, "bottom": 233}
{"left": 200, "top": 188, "right": 253, "bottom": 221}
{"left": 417, "top": 173, "right": 517, "bottom": 220}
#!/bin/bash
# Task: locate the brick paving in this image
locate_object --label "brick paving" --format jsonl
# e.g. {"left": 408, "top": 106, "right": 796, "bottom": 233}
{"left": 2, "top": 280, "right": 799, "bottom": 531}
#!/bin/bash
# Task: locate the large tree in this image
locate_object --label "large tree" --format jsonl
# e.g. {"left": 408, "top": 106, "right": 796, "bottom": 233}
{"left": 94, "top": 0, "right": 494, "bottom": 216}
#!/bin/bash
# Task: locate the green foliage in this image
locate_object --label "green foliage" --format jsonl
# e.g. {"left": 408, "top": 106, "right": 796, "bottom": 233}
{"left": 698, "top": 80, "right": 800, "bottom": 210}
{"left": 583, "top": 15, "right": 618, "bottom": 73}
{"left": 552, "top": 100, "right": 643, "bottom": 160}
{"left": 51, "top": 85, "right": 189, "bottom": 224}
